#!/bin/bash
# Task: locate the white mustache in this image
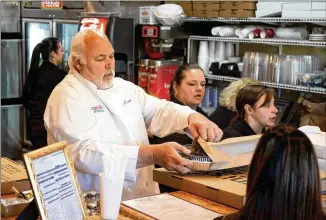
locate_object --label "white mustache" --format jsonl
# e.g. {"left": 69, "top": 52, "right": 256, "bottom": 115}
{"left": 105, "top": 68, "right": 115, "bottom": 76}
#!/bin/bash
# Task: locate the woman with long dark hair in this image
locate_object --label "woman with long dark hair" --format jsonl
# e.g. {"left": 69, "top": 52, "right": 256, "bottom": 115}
{"left": 218, "top": 125, "right": 325, "bottom": 220}
{"left": 221, "top": 84, "right": 278, "bottom": 140}
{"left": 23, "top": 37, "right": 67, "bottom": 149}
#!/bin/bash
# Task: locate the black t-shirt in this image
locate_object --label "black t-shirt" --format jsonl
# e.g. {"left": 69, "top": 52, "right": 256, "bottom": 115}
{"left": 221, "top": 119, "right": 257, "bottom": 141}
{"left": 209, "top": 106, "right": 237, "bottom": 130}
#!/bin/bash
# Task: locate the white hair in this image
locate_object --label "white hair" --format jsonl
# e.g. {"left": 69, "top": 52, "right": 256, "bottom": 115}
{"left": 219, "top": 78, "right": 261, "bottom": 112}
{"left": 68, "top": 29, "right": 107, "bottom": 73}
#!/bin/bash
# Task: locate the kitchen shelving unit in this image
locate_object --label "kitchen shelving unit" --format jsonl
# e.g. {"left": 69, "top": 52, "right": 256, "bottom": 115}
{"left": 186, "top": 17, "right": 326, "bottom": 26}
{"left": 186, "top": 17, "right": 326, "bottom": 95}
{"left": 189, "top": 36, "right": 326, "bottom": 48}
{"left": 205, "top": 74, "right": 326, "bottom": 95}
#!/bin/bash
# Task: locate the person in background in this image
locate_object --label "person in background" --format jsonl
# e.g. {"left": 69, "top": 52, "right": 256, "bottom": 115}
{"left": 209, "top": 78, "right": 260, "bottom": 130}
{"left": 152, "top": 63, "right": 208, "bottom": 146}
{"left": 216, "top": 125, "right": 325, "bottom": 220}
{"left": 221, "top": 84, "right": 278, "bottom": 140}
{"left": 44, "top": 29, "right": 223, "bottom": 200}
{"left": 22, "top": 37, "right": 67, "bottom": 149}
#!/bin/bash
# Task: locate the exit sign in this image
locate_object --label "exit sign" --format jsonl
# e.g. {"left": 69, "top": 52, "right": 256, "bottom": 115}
{"left": 41, "top": 0, "right": 63, "bottom": 9}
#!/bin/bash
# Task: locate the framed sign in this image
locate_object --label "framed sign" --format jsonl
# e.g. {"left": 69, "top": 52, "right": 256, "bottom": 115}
{"left": 41, "top": 0, "right": 63, "bottom": 9}
{"left": 23, "top": 141, "right": 88, "bottom": 220}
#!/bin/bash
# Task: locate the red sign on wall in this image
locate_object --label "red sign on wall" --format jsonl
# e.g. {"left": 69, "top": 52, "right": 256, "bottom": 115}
{"left": 41, "top": 0, "right": 63, "bottom": 9}
{"left": 79, "top": 18, "right": 109, "bottom": 34}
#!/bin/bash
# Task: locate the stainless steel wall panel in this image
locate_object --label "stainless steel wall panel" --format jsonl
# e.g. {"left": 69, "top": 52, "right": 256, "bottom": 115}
{"left": 21, "top": 8, "right": 82, "bottom": 20}
{"left": 1, "top": 105, "right": 24, "bottom": 160}
{"left": 1, "top": 40, "right": 23, "bottom": 99}
{"left": 120, "top": 1, "right": 160, "bottom": 24}
{"left": 1, "top": 2, "right": 21, "bottom": 32}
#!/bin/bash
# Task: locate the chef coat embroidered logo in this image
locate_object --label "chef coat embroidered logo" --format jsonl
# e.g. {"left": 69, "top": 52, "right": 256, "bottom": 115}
{"left": 123, "top": 99, "right": 132, "bottom": 106}
{"left": 91, "top": 105, "right": 104, "bottom": 113}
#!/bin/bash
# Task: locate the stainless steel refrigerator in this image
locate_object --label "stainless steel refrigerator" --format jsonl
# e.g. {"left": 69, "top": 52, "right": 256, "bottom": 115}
{"left": 1, "top": 1, "right": 24, "bottom": 159}
{"left": 22, "top": 18, "right": 79, "bottom": 75}
{"left": 1, "top": 39, "right": 25, "bottom": 159}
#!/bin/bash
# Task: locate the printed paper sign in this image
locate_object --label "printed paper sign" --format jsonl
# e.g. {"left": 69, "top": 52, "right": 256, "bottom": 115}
{"left": 41, "top": 0, "right": 63, "bottom": 9}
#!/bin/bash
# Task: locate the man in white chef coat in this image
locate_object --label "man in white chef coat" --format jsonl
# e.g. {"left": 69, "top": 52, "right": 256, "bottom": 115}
{"left": 44, "top": 29, "right": 223, "bottom": 200}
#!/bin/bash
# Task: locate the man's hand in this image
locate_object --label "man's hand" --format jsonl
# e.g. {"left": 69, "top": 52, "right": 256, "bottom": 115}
{"left": 153, "top": 142, "right": 193, "bottom": 174}
{"left": 188, "top": 113, "right": 223, "bottom": 142}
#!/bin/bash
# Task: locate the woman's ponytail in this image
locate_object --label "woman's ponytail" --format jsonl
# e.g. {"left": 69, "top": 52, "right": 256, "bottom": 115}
{"left": 23, "top": 43, "right": 43, "bottom": 107}
{"left": 29, "top": 43, "right": 42, "bottom": 73}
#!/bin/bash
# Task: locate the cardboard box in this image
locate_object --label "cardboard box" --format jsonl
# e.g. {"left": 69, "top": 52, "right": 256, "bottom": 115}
{"left": 154, "top": 167, "right": 326, "bottom": 209}
{"left": 193, "top": 2, "right": 221, "bottom": 11}
{"left": 165, "top": 1, "right": 193, "bottom": 11}
{"left": 282, "top": 10, "right": 326, "bottom": 18}
{"left": 221, "top": 2, "right": 256, "bottom": 10}
{"left": 281, "top": 2, "right": 326, "bottom": 11}
{"left": 154, "top": 166, "right": 248, "bottom": 209}
{"left": 181, "top": 135, "right": 260, "bottom": 172}
{"left": 139, "top": 6, "right": 158, "bottom": 25}
{"left": 282, "top": 2, "right": 313, "bottom": 11}
{"left": 193, "top": 10, "right": 220, "bottom": 18}
{"left": 1, "top": 157, "right": 31, "bottom": 194}
{"left": 312, "top": 2, "right": 326, "bottom": 10}
{"left": 304, "top": 132, "right": 326, "bottom": 160}
{"left": 1, "top": 196, "right": 31, "bottom": 217}
{"left": 256, "top": 2, "right": 281, "bottom": 10}
{"left": 255, "top": 4, "right": 282, "bottom": 18}
{"left": 220, "top": 9, "right": 255, "bottom": 18}
{"left": 184, "top": 9, "right": 193, "bottom": 16}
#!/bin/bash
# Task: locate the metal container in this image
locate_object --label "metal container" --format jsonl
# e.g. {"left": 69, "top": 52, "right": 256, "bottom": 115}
{"left": 148, "top": 59, "right": 183, "bottom": 100}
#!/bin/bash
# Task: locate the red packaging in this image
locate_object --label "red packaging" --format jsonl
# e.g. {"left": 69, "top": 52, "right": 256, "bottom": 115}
{"left": 249, "top": 28, "right": 262, "bottom": 39}
{"left": 148, "top": 60, "right": 182, "bottom": 101}
{"left": 260, "top": 28, "right": 275, "bottom": 39}
{"left": 138, "top": 59, "right": 150, "bottom": 90}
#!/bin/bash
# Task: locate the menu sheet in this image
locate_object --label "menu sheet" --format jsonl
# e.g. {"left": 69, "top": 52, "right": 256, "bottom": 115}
{"left": 32, "top": 150, "right": 83, "bottom": 220}
{"left": 122, "top": 193, "right": 222, "bottom": 220}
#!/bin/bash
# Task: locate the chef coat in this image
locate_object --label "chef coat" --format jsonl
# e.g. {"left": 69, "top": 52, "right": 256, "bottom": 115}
{"left": 44, "top": 72, "right": 195, "bottom": 200}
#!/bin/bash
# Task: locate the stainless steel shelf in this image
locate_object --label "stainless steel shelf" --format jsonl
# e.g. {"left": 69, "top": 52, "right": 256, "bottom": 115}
{"left": 186, "top": 17, "right": 326, "bottom": 26}
{"left": 205, "top": 75, "right": 326, "bottom": 95}
{"left": 189, "top": 36, "right": 326, "bottom": 47}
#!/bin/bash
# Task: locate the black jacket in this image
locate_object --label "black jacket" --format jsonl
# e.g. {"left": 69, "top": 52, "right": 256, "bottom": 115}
{"left": 221, "top": 119, "right": 257, "bottom": 141}
{"left": 209, "top": 106, "right": 237, "bottom": 130}
{"left": 151, "top": 98, "right": 208, "bottom": 145}
{"left": 23, "top": 61, "right": 67, "bottom": 107}
{"left": 23, "top": 61, "right": 67, "bottom": 149}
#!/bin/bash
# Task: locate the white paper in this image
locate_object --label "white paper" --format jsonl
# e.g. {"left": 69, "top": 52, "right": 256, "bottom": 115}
{"left": 207, "top": 135, "right": 261, "bottom": 161}
{"left": 122, "top": 193, "right": 222, "bottom": 220}
{"left": 32, "top": 150, "right": 83, "bottom": 220}
{"left": 299, "top": 126, "right": 326, "bottom": 160}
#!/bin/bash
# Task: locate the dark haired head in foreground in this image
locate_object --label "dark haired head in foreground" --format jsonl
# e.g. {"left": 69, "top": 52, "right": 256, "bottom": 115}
{"left": 222, "top": 124, "right": 325, "bottom": 220}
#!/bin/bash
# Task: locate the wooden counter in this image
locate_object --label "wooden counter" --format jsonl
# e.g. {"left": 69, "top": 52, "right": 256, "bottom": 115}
{"left": 2, "top": 191, "right": 238, "bottom": 220}
{"left": 89, "top": 191, "right": 238, "bottom": 220}
{"left": 3, "top": 192, "right": 326, "bottom": 219}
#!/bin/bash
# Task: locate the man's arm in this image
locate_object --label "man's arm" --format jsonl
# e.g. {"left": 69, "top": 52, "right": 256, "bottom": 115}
{"left": 135, "top": 85, "right": 195, "bottom": 137}
{"left": 135, "top": 85, "right": 223, "bottom": 142}
{"left": 137, "top": 142, "right": 193, "bottom": 174}
{"left": 44, "top": 86, "right": 139, "bottom": 181}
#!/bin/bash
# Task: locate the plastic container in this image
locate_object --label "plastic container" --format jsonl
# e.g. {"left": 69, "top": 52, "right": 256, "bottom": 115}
{"left": 154, "top": 4, "right": 186, "bottom": 27}
{"left": 297, "top": 72, "right": 326, "bottom": 86}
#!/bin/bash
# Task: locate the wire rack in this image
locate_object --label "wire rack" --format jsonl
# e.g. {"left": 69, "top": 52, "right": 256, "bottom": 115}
{"left": 205, "top": 75, "right": 326, "bottom": 95}
{"left": 189, "top": 36, "right": 326, "bottom": 47}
